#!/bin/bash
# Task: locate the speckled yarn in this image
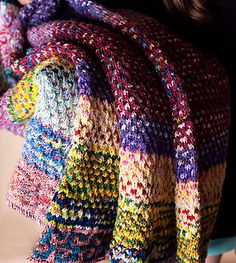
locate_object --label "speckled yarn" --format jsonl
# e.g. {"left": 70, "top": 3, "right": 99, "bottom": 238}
{"left": 0, "top": 0, "right": 26, "bottom": 135}
{"left": 1, "top": 0, "right": 231, "bottom": 262}
{"left": 0, "top": 1, "right": 23, "bottom": 83}
{"left": 19, "top": 0, "right": 61, "bottom": 27}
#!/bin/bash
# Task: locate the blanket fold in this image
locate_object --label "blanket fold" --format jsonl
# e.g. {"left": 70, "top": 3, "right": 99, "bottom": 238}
{"left": 0, "top": 0, "right": 231, "bottom": 262}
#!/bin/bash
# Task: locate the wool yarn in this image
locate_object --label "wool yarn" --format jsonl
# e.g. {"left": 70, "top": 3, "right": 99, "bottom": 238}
{"left": 0, "top": 0, "right": 26, "bottom": 135}
{"left": 0, "top": 0, "right": 231, "bottom": 262}
{"left": 7, "top": 55, "right": 79, "bottom": 223}
{"left": 0, "top": 0, "right": 23, "bottom": 84}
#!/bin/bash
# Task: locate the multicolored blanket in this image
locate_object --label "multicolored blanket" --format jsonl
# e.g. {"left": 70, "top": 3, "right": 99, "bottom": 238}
{"left": 0, "top": 0, "right": 231, "bottom": 262}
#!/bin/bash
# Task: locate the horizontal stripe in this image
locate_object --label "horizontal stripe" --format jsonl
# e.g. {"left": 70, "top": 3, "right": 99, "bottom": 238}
{"left": 175, "top": 147, "right": 198, "bottom": 182}
{"left": 51, "top": 192, "right": 117, "bottom": 210}
{"left": 74, "top": 96, "right": 227, "bottom": 172}
{"left": 31, "top": 226, "right": 111, "bottom": 262}
{"left": 7, "top": 157, "right": 58, "bottom": 224}
{"left": 56, "top": 143, "right": 119, "bottom": 200}
{"left": 73, "top": 95, "right": 119, "bottom": 156}
{"left": 119, "top": 149, "right": 176, "bottom": 200}
{"left": 199, "top": 163, "right": 226, "bottom": 204}
{"left": 46, "top": 193, "right": 117, "bottom": 228}
{"left": 110, "top": 241, "right": 176, "bottom": 262}
{"left": 119, "top": 114, "right": 229, "bottom": 171}
{"left": 119, "top": 114, "right": 173, "bottom": 155}
{"left": 22, "top": 117, "right": 70, "bottom": 179}
{"left": 46, "top": 213, "right": 115, "bottom": 228}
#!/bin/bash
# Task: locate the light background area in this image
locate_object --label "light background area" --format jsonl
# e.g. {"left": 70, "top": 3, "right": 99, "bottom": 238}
{"left": 0, "top": 129, "right": 235, "bottom": 262}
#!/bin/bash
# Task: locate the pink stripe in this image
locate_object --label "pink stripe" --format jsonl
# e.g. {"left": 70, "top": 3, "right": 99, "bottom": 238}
{"left": 7, "top": 157, "right": 59, "bottom": 224}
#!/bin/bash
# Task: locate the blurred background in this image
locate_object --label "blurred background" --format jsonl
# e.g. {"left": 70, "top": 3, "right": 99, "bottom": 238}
{"left": 0, "top": 129, "right": 235, "bottom": 262}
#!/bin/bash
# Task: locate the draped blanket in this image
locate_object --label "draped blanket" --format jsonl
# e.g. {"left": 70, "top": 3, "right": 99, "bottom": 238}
{"left": 0, "top": 0, "right": 231, "bottom": 262}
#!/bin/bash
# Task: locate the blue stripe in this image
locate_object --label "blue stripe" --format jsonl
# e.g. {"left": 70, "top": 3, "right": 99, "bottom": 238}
{"left": 32, "top": 226, "right": 111, "bottom": 262}
{"left": 47, "top": 193, "right": 117, "bottom": 228}
{"left": 22, "top": 117, "right": 70, "bottom": 179}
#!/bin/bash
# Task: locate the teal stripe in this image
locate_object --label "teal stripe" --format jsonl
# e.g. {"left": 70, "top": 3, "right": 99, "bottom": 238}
{"left": 207, "top": 236, "right": 236, "bottom": 256}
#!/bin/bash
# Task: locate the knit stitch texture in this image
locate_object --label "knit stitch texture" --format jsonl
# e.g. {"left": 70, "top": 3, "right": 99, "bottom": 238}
{"left": 0, "top": 0, "right": 231, "bottom": 262}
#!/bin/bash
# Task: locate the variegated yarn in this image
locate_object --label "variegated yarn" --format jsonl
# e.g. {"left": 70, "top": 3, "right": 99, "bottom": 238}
{"left": 0, "top": 0, "right": 231, "bottom": 262}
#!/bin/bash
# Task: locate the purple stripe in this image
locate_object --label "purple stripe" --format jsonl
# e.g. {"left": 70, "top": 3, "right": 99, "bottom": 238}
{"left": 119, "top": 114, "right": 173, "bottom": 155}
{"left": 119, "top": 114, "right": 228, "bottom": 175}
{"left": 175, "top": 147, "right": 198, "bottom": 182}
{"left": 77, "top": 59, "right": 114, "bottom": 102}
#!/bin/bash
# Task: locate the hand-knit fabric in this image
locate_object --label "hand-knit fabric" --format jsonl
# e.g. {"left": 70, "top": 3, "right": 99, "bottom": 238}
{"left": 7, "top": 55, "right": 79, "bottom": 223}
{"left": 0, "top": 0, "right": 23, "bottom": 85}
{"left": 0, "top": 0, "right": 26, "bottom": 135}
{"left": 0, "top": 0, "right": 231, "bottom": 262}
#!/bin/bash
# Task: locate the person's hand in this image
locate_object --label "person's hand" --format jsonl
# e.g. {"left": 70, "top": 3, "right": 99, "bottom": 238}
{"left": 18, "top": 0, "right": 32, "bottom": 5}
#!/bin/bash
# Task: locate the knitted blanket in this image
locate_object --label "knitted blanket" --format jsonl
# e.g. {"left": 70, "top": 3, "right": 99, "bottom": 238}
{"left": 0, "top": 0, "right": 231, "bottom": 262}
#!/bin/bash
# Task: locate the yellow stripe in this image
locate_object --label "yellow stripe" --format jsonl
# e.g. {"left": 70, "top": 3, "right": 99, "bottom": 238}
{"left": 8, "top": 56, "right": 74, "bottom": 122}
{"left": 73, "top": 95, "right": 119, "bottom": 156}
